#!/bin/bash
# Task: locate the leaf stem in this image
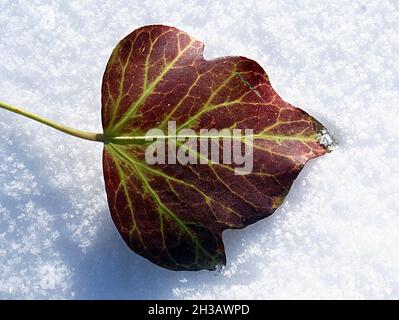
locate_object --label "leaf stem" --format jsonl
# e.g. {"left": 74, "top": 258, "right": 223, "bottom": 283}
{"left": 0, "top": 100, "right": 103, "bottom": 143}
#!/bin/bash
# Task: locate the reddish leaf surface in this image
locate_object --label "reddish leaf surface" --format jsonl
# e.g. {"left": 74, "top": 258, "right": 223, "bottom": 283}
{"left": 101, "top": 25, "right": 329, "bottom": 270}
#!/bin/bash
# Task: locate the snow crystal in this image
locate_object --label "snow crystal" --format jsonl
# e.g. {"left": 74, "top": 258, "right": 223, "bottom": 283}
{"left": 0, "top": 0, "right": 398, "bottom": 299}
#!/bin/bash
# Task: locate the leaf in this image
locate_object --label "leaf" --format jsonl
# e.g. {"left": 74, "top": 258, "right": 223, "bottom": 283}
{"left": 101, "top": 25, "right": 330, "bottom": 271}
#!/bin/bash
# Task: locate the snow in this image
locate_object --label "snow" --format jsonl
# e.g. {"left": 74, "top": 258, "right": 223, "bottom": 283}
{"left": 0, "top": 0, "right": 398, "bottom": 299}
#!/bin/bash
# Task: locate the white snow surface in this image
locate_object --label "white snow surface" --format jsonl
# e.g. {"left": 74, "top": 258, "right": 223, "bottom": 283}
{"left": 0, "top": 0, "right": 399, "bottom": 299}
